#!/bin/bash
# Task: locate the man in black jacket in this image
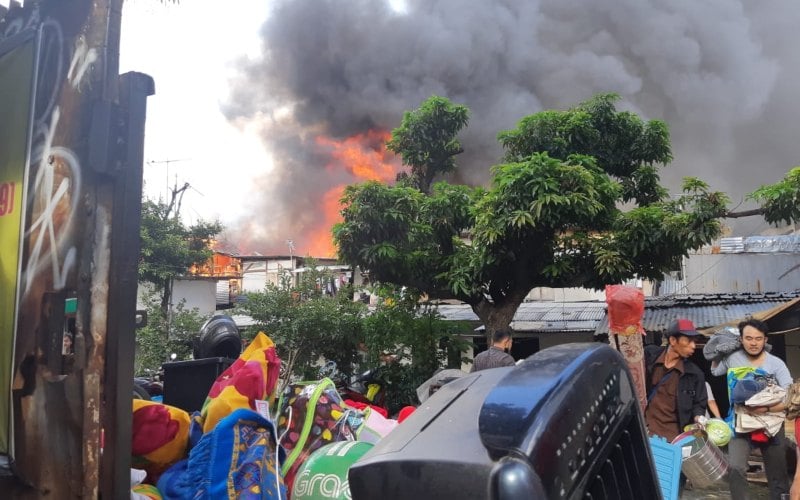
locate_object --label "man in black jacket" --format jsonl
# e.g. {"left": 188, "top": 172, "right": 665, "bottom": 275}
{"left": 644, "top": 318, "right": 708, "bottom": 441}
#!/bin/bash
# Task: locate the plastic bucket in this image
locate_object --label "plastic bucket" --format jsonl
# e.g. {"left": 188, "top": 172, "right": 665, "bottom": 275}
{"left": 671, "top": 429, "right": 729, "bottom": 488}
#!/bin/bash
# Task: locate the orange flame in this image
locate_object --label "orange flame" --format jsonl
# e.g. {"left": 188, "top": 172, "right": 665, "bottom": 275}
{"left": 304, "top": 130, "right": 401, "bottom": 257}
{"left": 306, "top": 185, "right": 346, "bottom": 257}
{"left": 315, "top": 130, "right": 398, "bottom": 183}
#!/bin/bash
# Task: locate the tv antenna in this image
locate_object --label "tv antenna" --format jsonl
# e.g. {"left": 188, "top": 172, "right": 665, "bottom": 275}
{"left": 147, "top": 158, "right": 192, "bottom": 198}
{"left": 147, "top": 158, "right": 194, "bottom": 217}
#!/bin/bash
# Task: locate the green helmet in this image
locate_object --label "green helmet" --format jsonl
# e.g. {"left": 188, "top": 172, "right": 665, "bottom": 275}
{"left": 292, "top": 441, "right": 374, "bottom": 500}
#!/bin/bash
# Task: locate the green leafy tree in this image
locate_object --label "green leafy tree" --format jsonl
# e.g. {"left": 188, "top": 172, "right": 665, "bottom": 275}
{"left": 236, "top": 261, "right": 367, "bottom": 393}
{"left": 387, "top": 95, "right": 469, "bottom": 193}
{"left": 335, "top": 94, "right": 733, "bottom": 337}
{"left": 744, "top": 166, "right": 800, "bottom": 225}
{"left": 139, "top": 198, "right": 223, "bottom": 314}
{"left": 361, "top": 287, "right": 471, "bottom": 413}
{"left": 134, "top": 290, "right": 207, "bottom": 375}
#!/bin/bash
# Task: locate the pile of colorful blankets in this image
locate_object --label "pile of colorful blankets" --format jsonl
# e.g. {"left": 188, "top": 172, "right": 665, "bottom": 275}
{"left": 129, "top": 332, "right": 405, "bottom": 499}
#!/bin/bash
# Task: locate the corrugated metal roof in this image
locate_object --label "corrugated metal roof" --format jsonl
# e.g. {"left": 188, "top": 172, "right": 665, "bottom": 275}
{"left": 437, "top": 292, "right": 800, "bottom": 335}
{"left": 436, "top": 302, "right": 607, "bottom": 333}
{"left": 643, "top": 291, "right": 800, "bottom": 308}
{"left": 719, "top": 235, "right": 800, "bottom": 254}
{"left": 230, "top": 314, "right": 257, "bottom": 327}
{"left": 595, "top": 300, "right": 794, "bottom": 334}
{"left": 719, "top": 237, "right": 745, "bottom": 253}
{"left": 435, "top": 304, "right": 482, "bottom": 321}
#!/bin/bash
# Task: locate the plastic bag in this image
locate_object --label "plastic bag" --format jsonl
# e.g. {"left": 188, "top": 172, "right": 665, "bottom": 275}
{"left": 606, "top": 285, "right": 645, "bottom": 335}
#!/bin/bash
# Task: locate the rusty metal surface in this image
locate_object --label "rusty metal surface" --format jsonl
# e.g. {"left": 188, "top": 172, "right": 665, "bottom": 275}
{"left": 0, "top": 1, "right": 136, "bottom": 498}
{"left": 99, "top": 71, "right": 154, "bottom": 499}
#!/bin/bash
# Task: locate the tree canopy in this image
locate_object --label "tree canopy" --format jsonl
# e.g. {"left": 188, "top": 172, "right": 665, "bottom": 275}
{"left": 387, "top": 95, "right": 469, "bottom": 193}
{"left": 237, "top": 274, "right": 469, "bottom": 410}
{"left": 235, "top": 262, "right": 367, "bottom": 392}
{"left": 334, "top": 94, "right": 739, "bottom": 335}
{"left": 747, "top": 166, "right": 800, "bottom": 226}
{"left": 134, "top": 290, "right": 206, "bottom": 375}
{"left": 139, "top": 198, "right": 223, "bottom": 313}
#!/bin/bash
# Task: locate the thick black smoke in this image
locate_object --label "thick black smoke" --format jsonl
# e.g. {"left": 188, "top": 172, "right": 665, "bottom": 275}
{"left": 223, "top": 0, "right": 800, "bottom": 255}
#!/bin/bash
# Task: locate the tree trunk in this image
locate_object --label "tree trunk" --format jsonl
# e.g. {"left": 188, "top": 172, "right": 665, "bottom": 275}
{"left": 160, "top": 278, "right": 173, "bottom": 318}
{"left": 278, "top": 349, "right": 299, "bottom": 396}
{"left": 470, "top": 288, "right": 529, "bottom": 340}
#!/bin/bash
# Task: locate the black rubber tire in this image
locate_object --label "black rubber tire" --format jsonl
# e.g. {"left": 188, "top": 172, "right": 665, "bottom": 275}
{"left": 133, "top": 383, "right": 151, "bottom": 400}
{"left": 194, "top": 314, "right": 242, "bottom": 359}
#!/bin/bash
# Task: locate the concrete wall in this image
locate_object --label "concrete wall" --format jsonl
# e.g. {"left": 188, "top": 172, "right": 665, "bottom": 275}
{"left": 172, "top": 280, "right": 217, "bottom": 316}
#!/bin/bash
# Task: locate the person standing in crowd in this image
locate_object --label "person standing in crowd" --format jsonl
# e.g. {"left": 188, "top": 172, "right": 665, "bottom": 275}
{"left": 712, "top": 318, "right": 792, "bottom": 500}
{"left": 706, "top": 381, "right": 722, "bottom": 419}
{"left": 644, "top": 318, "right": 708, "bottom": 442}
{"left": 471, "top": 329, "right": 515, "bottom": 372}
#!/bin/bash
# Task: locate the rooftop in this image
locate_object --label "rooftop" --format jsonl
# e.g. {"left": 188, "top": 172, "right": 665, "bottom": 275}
{"left": 435, "top": 291, "right": 800, "bottom": 335}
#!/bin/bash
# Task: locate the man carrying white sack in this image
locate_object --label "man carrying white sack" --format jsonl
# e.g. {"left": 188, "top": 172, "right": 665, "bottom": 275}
{"left": 711, "top": 318, "right": 792, "bottom": 500}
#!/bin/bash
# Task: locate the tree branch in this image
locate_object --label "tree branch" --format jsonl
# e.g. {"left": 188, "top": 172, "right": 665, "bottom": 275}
{"left": 725, "top": 208, "right": 764, "bottom": 219}
{"left": 447, "top": 147, "right": 464, "bottom": 158}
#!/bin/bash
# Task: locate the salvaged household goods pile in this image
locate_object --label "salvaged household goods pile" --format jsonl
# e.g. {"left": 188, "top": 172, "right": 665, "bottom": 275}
{"left": 129, "top": 331, "right": 403, "bottom": 499}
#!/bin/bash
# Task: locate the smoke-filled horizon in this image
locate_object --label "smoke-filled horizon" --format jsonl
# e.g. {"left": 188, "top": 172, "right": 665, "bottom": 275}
{"left": 221, "top": 0, "right": 800, "bottom": 256}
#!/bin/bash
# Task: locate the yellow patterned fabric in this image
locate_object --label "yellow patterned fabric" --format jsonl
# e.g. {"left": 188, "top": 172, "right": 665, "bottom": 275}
{"left": 201, "top": 332, "right": 281, "bottom": 434}
{"left": 132, "top": 483, "right": 163, "bottom": 499}
{"left": 132, "top": 399, "right": 191, "bottom": 482}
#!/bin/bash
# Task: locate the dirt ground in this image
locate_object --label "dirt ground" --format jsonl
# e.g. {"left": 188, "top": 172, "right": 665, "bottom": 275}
{"left": 682, "top": 482, "right": 770, "bottom": 500}
{"left": 680, "top": 420, "right": 794, "bottom": 499}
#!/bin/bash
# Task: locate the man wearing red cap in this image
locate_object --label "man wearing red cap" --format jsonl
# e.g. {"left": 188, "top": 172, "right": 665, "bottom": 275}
{"left": 644, "top": 318, "right": 708, "bottom": 441}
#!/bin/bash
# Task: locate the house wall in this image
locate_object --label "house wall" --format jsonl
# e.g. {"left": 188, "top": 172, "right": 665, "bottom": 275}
{"left": 527, "top": 287, "right": 606, "bottom": 301}
{"left": 172, "top": 280, "right": 217, "bottom": 316}
{"left": 242, "top": 272, "right": 266, "bottom": 293}
{"left": 242, "top": 260, "right": 267, "bottom": 293}
{"left": 240, "top": 257, "right": 295, "bottom": 291}
{"left": 682, "top": 253, "right": 800, "bottom": 293}
{"left": 538, "top": 332, "right": 596, "bottom": 350}
{"left": 267, "top": 258, "right": 294, "bottom": 286}
{"left": 242, "top": 257, "right": 363, "bottom": 297}
{"left": 527, "top": 281, "right": 654, "bottom": 302}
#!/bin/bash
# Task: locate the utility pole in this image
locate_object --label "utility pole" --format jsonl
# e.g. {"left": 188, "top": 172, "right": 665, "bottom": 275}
{"left": 287, "top": 239, "right": 295, "bottom": 287}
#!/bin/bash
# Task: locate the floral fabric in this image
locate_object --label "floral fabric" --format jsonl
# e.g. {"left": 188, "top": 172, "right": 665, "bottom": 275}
{"left": 201, "top": 332, "right": 281, "bottom": 433}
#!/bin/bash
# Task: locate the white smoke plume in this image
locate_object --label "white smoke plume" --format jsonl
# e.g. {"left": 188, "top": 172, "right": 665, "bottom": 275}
{"left": 223, "top": 0, "right": 800, "bottom": 255}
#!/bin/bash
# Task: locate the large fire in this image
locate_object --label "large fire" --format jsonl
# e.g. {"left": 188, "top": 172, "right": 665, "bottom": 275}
{"left": 306, "top": 130, "right": 401, "bottom": 257}
{"left": 316, "top": 130, "right": 398, "bottom": 183}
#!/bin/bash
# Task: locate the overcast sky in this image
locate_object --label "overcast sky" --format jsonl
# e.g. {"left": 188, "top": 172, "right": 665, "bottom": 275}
{"left": 119, "top": 0, "right": 272, "bottom": 226}
{"left": 7, "top": 0, "right": 800, "bottom": 257}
